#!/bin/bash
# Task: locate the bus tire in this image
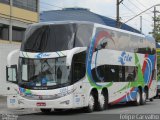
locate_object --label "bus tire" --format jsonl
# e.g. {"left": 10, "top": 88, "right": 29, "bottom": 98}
{"left": 40, "top": 108, "right": 51, "bottom": 113}
{"left": 98, "top": 92, "right": 108, "bottom": 111}
{"left": 54, "top": 109, "right": 63, "bottom": 112}
{"left": 134, "top": 89, "right": 141, "bottom": 106}
{"left": 85, "top": 93, "right": 95, "bottom": 113}
{"left": 149, "top": 98, "right": 154, "bottom": 102}
{"left": 141, "top": 90, "right": 147, "bottom": 105}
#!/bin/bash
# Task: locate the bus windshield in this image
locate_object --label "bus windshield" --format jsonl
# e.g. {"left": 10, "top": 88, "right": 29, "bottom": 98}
{"left": 18, "top": 57, "right": 71, "bottom": 89}
{"left": 21, "top": 24, "right": 76, "bottom": 52}
{"left": 21, "top": 23, "right": 94, "bottom": 52}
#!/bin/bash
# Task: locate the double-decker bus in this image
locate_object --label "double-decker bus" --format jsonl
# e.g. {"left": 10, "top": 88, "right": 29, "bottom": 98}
{"left": 6, "top": 21, "right": 157, "bottom": 113}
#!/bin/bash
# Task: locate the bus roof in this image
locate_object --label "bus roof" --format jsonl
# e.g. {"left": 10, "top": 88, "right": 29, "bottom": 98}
{"left": 30, "top": 21, "right": 145, "bottom": 37}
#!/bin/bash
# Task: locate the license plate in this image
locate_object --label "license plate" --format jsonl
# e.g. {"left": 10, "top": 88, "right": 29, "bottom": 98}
{"left": 36, "top": 102, "right": 46, "bottom": 106}
{"left": 10, "top": 99, "right": 16, "bottom": 104}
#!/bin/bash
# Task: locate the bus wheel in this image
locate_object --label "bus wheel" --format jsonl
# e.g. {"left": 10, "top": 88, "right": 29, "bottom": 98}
{"left": 149, "top": 98, "right": 154, "bottom": 102}
{"left": 141, "top": 91, "right": 147, "bottom": 105}
{"left": 98, "top": 92, "right": 108, "bottom": 111}
{"left": 134, "top": 89, "right": 141, "bottom": 106}
{"left": 85, "top": 93, "right": 95, "bottom": 113}
{"left": 54, "top": 109, "right": 65, "bottom": 112}
{"left": 40, "top": 108, "right": 52, "bottom": 113}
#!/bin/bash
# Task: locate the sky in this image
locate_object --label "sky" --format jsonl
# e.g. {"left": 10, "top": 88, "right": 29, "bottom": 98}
{"left": 40, "top": 0, "right": 160, "bottom": 35}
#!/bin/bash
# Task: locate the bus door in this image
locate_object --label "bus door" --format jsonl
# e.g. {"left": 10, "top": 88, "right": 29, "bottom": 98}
{"left": 72, "top": 51, "right": 86, "bottom": 107}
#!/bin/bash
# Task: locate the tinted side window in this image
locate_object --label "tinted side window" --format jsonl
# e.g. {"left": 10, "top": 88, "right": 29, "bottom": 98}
{"left": 75, "top": 24, "right": 93, "bottom": 47}
{"left": 95, "top": 27, "right": 156, "bottom": 55}
{"left": 137, "top": 48, "right": 156, "bottom": 55}
{"left": 92, "top": 65, "right": 137, "bottom": 82}
{"left": 95, "top": 28, "right": 116, "bottom": 50}
{"left": 125, "top": 66, "right": 138, "bottom": 82}
{"left": 92, "top": 65, "right": 120, "bottom": 82}
{"left": 22, "top": 24, "right": 76, "bottom": 52}
{"left": 71, "top": 52, "right": 86, "bottom": 83}
{"left": 92, "top": 65, "right": 107, "bottom": 82}
{"left": 119, "top": 66, "right": 125, "bottom": 82}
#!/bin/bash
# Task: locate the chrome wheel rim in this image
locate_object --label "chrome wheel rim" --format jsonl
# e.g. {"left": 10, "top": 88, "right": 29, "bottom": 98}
{"left": 88, "top": 95, "right": 94, "bottom": 110}
{"left": 142, "top": 92, "right": 146, "bottom": 102}
{"left": 136, "top": 92, "right": 140, "bottom": 103}
{"left": 99, "top": 94, "right": 105, "bottom": 109}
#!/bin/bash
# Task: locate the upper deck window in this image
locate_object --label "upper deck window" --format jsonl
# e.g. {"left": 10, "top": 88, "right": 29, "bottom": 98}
{"left": 21, "top": 23, "right": 93, "bottom": 52}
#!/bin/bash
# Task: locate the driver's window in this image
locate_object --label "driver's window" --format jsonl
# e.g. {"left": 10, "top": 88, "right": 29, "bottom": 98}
{"left": 72, "top": 51, "right": 86, "bottom": 83}
{"left": 7, "top": 65, "right": 17, "bottom": 83}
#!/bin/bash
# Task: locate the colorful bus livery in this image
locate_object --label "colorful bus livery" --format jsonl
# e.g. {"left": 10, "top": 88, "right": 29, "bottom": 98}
{"left": 6, "top": 21, "right": 157, "bottom": 113}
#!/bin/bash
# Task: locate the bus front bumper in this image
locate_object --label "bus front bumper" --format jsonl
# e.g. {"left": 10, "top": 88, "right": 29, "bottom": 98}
{"left": 7, "top": 94, "right": 75, "bottom": 109}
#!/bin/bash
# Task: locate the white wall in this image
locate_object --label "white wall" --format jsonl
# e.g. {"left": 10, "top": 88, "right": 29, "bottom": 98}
{"left": 0, "top": 43, "right": 20, "bottom": 96}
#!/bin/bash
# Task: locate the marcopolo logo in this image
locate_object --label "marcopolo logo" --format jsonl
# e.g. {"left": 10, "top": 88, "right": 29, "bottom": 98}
{"left": 118, "top": 51, "right": 132, "bottom": 65}
{"left": 36, "top": 53, "right": 50, "bottom": 58}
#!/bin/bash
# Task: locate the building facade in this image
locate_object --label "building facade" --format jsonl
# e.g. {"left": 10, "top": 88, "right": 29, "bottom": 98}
{"left": 0, "top": 0, "right": 39, "bottom": 42}
{"left": 40, "top": 8, "right": 141, "bottom": 34}
{"left": 0, "top": 0, "right": 39, "bottom": 96}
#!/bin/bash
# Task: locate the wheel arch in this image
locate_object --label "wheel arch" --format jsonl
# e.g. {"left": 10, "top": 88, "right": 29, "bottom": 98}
{"left": 138, "top": 86, "right": 143, "bottom": 94}
{"left": 87, "top": 88, "right": 99, "bottom": 105}
{"left": 101, "top": 87, "right": 109, "bottom": 101}
{"left": 144, "top": 86, "right": 149, "bottom": 99}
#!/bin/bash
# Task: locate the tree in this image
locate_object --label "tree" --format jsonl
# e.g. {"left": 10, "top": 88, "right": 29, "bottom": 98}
{"left": 154, "top": 15, "right": 160, "bottom": 81}
{"left": 153, "top": 15, "right": 160, "bottom": 42}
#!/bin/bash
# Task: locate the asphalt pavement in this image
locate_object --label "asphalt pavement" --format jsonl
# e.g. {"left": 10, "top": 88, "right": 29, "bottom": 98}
{"left": 0, "top": 96, "right": 38, "bottom": 115}
{"left": 0, "top": 97, "right": 160, "bottom": 120}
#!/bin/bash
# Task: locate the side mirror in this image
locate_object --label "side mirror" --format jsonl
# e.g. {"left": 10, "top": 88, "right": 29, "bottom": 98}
{"left": 6, "top": 65, "right": 18, "bottom": 83}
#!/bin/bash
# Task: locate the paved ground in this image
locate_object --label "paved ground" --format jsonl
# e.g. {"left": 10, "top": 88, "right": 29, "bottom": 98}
{"left": 0, "top": 96, "right": 7, "bottom": 114}
{"left": 0, "top": 97, "right": 160, "bottom": 120}
{"left": 0, "top": 96, "right": 37, "bottom": 115}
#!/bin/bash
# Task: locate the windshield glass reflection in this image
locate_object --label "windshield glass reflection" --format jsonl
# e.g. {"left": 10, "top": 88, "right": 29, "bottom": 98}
{"left": 18, "top": 57, "right": 70, "bottom": 89}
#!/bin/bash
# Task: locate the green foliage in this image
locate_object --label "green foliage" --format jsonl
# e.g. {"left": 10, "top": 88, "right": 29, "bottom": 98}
{"left": 157, "top": 50, "right": 160, "bottom": 81}
{"left": 153, "top": 15, "right": 160, "bottom": 42}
